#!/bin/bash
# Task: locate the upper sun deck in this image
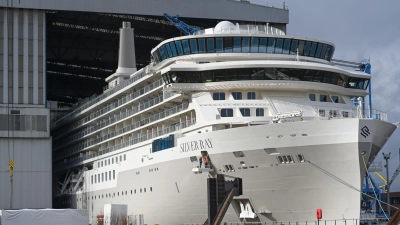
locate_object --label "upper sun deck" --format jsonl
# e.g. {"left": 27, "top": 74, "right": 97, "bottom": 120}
{"left": 151, "top": 21, "right": 335, "bottom": 66}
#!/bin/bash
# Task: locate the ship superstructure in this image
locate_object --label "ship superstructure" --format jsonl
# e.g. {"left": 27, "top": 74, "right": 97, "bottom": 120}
{"left": 51, "top": 21, "right": 397, "bottom": 225}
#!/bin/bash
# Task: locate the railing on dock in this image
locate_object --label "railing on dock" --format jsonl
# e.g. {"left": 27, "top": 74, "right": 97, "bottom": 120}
{"left": 178, "top": 219, "right": 388, "bottom": 225}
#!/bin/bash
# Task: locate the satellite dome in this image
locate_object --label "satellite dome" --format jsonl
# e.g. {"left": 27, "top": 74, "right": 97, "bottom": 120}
{"left": 214, "top": 21, "right": 236, "bottom": 34}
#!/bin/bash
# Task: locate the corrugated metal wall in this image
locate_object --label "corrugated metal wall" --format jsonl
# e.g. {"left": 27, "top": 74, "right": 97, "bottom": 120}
{"left": 0, "top": 138, "right": 52, "bottom": 209}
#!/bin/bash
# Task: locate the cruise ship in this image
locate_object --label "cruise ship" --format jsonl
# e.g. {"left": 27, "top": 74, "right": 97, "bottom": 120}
{"left": 51, "top": 21, "right": 397, "bottom": 225}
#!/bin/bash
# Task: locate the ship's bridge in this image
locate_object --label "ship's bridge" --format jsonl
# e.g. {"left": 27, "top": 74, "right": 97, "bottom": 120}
{"left": 151, "top": 21, "right": 335, "bottom": 65}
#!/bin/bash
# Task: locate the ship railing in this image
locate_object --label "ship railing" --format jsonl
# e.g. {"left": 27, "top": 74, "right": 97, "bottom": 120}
{"left": 193, "top": 24, "right": 285, "bottom": 36}
{"left": 52, "top": 102, "right": 188, "bottom": 154}
{"left": 53, "top": 118, "right": 196, "bottom": 170}
{"left": 52, "top": 78, "right": 163, "bottom": 136}
{"left": 51, "top": 68, "right": 148, "bottom": 129}
{"left": 313, "top": 108, "right": 388, "bottom": 122}
{"left": 178, "top": 219, "right": 377, "bottom": 225}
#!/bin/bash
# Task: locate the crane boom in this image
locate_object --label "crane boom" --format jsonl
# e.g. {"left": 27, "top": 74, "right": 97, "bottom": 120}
{"left": 389, "top": 164, "right": 400, "bottom": 186}
{"left": 163, "top": 13, "right": 199, "bottom": 35}
{"left": 375, "top": 172, "right": 387, "bottom": 184}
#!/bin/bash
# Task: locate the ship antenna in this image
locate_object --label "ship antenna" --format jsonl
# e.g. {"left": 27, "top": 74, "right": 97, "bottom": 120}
{"left": 296, "top": 48, "right": 299, "bottom": 61}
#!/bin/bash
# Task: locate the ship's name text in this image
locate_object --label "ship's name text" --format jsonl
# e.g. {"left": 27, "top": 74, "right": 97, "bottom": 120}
{"left": 180, "top": 138, "right": 213, "bottom": 153}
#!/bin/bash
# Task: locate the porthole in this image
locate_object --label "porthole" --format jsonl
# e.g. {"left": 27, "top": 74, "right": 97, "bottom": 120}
{"left": 150, "top": 187, "right": 153, "bottom": 192}
{"left": 144, "top": 188, "right": 146, "bottom": 193}
{"left": 135, "top": 189, "right": 136, "bottom": 194}
{"left": 122, "top": 192, "right": 124, "bottom": 196}
{"left": 125, "top": 191, "right": 127, "bottom": 195}
{"left": 140, "top": 188, "right": 142, "bottom": 193}
{"left": 131, "top": 190, "right": 133, "bottom": 194}
{"left": 118, "top": 192, "right": 119, "bottom": 196}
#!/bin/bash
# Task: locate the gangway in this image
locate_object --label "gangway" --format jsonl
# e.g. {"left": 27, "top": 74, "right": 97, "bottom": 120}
{"left": 163, "top": 13, "right": 199, "bottom": 35}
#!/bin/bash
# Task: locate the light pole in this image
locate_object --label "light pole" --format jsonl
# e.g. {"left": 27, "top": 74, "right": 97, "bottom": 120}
{"left": 383, "top": 152, "right": 391, "bottom": 215}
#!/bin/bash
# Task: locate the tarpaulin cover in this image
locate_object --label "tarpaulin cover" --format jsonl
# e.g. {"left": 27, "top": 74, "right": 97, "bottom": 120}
{"left": 1, "top": 209, "right": 89, "bottom": 225}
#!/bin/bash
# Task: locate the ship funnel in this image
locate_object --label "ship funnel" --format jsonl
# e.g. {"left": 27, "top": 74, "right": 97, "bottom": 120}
{"left": 105, "top": 21, "right": 137, "bottom": 84}
{"left": 116, "top": 21, "right": 137, "bottom": 73}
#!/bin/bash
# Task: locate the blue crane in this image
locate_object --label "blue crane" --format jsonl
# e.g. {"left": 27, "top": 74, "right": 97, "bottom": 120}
{"left": 163, "top": 13, "right": 199, "bottom": 35}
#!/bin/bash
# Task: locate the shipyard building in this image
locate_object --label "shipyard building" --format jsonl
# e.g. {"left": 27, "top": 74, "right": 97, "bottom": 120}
{"left": 0, "top": 0, "right": 288, "bottom": 209}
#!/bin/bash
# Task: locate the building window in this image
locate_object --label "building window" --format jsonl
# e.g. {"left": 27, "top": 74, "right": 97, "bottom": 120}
{"left": 113, "top": 170, "right": 115, "bottom": 180}
{"left": 247, "top": 92, "right": 256, "bottom": 99}
{"left": 331, "top": 96, "right": 339, "bottom": 103}
{"left": 319, "top": 110, "right": 325, "bottom": 117}
{"left": 213, "top": 92, "right": 225, "bottom": 100}
{"left": 309, "top": 94, "right": 315, "bottom": 101}
{"left": 256, "top": 108, "right": 264, "bottom": 117}
{"left": 320, "top": 95, "right": 327, "bottom": 102}
{"left": 221, "top": 109, "right": 233, "bottom": 117}
{"left": 240, "top": 108, "right": 251, "bottom": 117}
{"left": 232, "top": 92, "right": 242, "bottom": 100}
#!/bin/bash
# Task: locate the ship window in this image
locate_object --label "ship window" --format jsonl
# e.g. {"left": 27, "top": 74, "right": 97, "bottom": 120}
{"left": 304, "top": 41, "right": 311, "bottom": 56}
{"left": 247, "top": 92, "right": 256, "bottom": 99}
{"left": 242, "top": 37, "right": 250, "bottom": 52}
{"left": 225, "top": 68, "right": 237, "bottom": 81}
{"left": 112, "top": 158, "right": 114, "bottom": 164}
{"left": 98, "top": 174, "right": 100, "bottom": 183}
{"left": 98, "top": 162, "right": 100, "bottom": 168}
{"left": 213, "top": 92, "right": 225, "bottom": 100}
{"left": 175, "top": 41, "right": 183, "bottom": 55}
{"left": 190, "top": 39, "right": 198, "bottom": 53}
{"left": 275, "top": 38, "right": 283, "bottom": 53}
{"left": 256, "top": 108, "right": 264, "bottom": 117}
{"left": 109, "top": 171, "right": 111, "bottom": 180}
{"left": 324, "top": 45, "right": 332, "bottom": 60}
{"left": 102, "top": 173, "right": 104, "bottom": 182}
{"left": 315, "top": 43, "right": 323, "bottom": 57}
{"left": 267, "top": 38, "right": 275, "bottom": 53}
{"left": 297, "top": 154, "right": 305, "bottom": 163}
{"left": 135, "top": 189, "right": 136, "bottom": 194}
{"left": 319, "top": 109, "right": 325, "bottom": 117}
{"left": 182, "top": 40, "right": 190, "bottom": 54}
{"left": 124, "top": 154, "right": 126, "bottom": 160}
{"left": 259, "top": 38, "right": 267, "bottom": 53}
{"left": 144, "top": 188, "right": 146, "bottom": 193}
{"left": 233, "top": 37, "right": 241, "bottom": 52}
{"left": 101, "top": 161, "right": 103, "bottom": 167}
{"left": 105, "top": 160, "right": 107, "bottom": 166}
{"left": 216, "top": 38, "right": 223, "bottom": 53}
{"left": 224, "top": 37, "right": 233, "bottom": 52}
{"left": 240, "top": 108, "right": 251, "bottom": 117}
{"left": 320, "top": 44, "right": 328, "bottom": 59}
{"left": 120, "top": 155, "right": 122, "bottom": 162}
{"left": 207, "top": 38, "right": 215, "bottom": 53}
{"left": 329, "top": 110, "right": 338, "bottom": 117}
{"left": 221, "top": 109, "right": 233, "bottom": 117}
{"left": 198, "top": 38, "right": 206, "bottom": 53}
{"left": 328, "top": 46, "right": 335, "bottom": 61}
{"left": 108, "top": 159, "right": 110, "bottom": 165}
{"left": 297, "top": 40, "right": 305, "bottom": 55}
{"left": 343, "top": 111, "right": 349, "bottom": 117}
{"left": 283, "top": 39, "right": 291, "bottom": 54}
{"left": 232, "top": 92, "right": 242, "bottom": 100}
{"left": 290, "top": 39, "right": 298, "bottom": 55}
{"left": 140, "top": 188, "right": 142, "bottom": 193}
{"left": 113, "top": 170, "right": 115, "bottom": 180}
{"left": 331, "top": 96, "right": 339, "bottom": 103}
{"left": 233, "top": 151, "right": 245, "bottom": 157}
{"left": 150, "top": 187, "right": 153, "bottom": 192}
{"left": 190, "top": 156, "right": 198, "bottom": 162}
{"left": 165, "top": 44, "right": 173, "bottom": 57}
{"left": 169, "top": 42, "right": 177, "bottom": 56}
{"left": 237, "top": 68, "right": 251, "bottom": 80}
{"left": 91, "top": 175, "right": 93, "bottom": 184}
{"left": 158, "top": 46, "right": 166, "bottom": 60}
{"left": 309, "top": 94, "right": 316, "bottom": 101}
{"left": 309, "top": 42, "right": 318, "bottom": 57}
{"left": 320, "top": 95, "right": 327, "bottom": 102}
{"left": 116, "top": 157, "right": 118, "bottom": 163}
{"left": 105, "top": 173, "right": 107, "bottom": 181}
{"left": 250, "top": 37, "right": 259, "bottom": 53}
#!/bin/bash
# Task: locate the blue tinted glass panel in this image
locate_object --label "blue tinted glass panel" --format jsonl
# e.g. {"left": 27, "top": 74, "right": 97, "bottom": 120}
{"left": 165, "top": 44, "right": 172, "bottom": 57}
{"left": 169, "top": 42, "right": 177, "bottom": 56}
{"left": 198, "top": 38, "right": 206, "bottom": 53}
{"left": 190, "top": 39, "right": 198, "bottom": 53}
{"left": 259, "top": 38, "right": 267, "bottom": 53}
{"left": 309, "top": 42, "right": 317, "bottom": 57}
{"left": 320, "top": 44, "right": 328, "bottom": 59}
{"left": 242, "top": 37, "right": 250, "bottom": 52}
{"left": 247, "top": 92, "right": 256, "bottom": 99}
{"left": 328, "top": 47, "right": 335, "bottom": 61}
{"left": 297, "top": 40, "right": 305, "bottom": 55}
{"left": 283, "top": 39, "right": 291, "bottom": 54}
{"left": 182, "top": 40, "right": 190, "bottom": 54}
{"left": 304, "top": 41, "right": 311, "bottom": 56}
{"left": 267, "top": 38, "right": 275, "bottom": 53}
{"left": 275, "top": 39, "right": 283, "bottom": 54}
{"left": 315, "top": 43, "right": 323, "bottom": 57}
{"left": 207, "top": 38, "right": 214, "bottom": 52}
{"left": 216, "top": 38, "right": 223, "bottom": 53}
{"left": 250, "top": 37, "right": 259, "bottom": 53}
{"left": 256, "top": 108, "right": 264, "bottom": 116}
{"left": 159, "top": 47, "right": 166, "bottom": 60}
{"left": 221, "top": 109, "right": 233, "bottom": 117}
{"left": 290, "top": 39, "right": 298, "bottom": 55}
{"left": 324, "top": 45, "right": 332, "bottom": 60}
{"left": 224, "top": 37, "right": 233, "bottom": 52}
{"left": 175, "top": 41, "right": 183, "bottom": 55}
{"left": 233, "top": 37, "right": 241, "bottom": 52}
{"left": 232, "top": 92, "right": 242, "bottom": 100}
{"left": 240, "top": 108, "right": 250, "bottom": 117}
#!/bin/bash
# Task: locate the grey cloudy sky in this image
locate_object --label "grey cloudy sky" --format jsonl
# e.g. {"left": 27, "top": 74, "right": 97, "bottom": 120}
{"left": 251, "top": 0, "right": 400, "bottom": 190}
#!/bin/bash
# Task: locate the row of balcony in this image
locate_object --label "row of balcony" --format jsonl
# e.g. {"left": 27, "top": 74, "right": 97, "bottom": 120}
{"left": 52, "top": 79, "right": 163, "bottom": 139}
{"left": 51, "top": 68, "right": 148, "bottom": 129}
{"left": 53, "top": 93, "right": 177, "bottom": 150}
{"left": 53, "top": 118, "right": 197, "bottom": 171}
{"left": 53, "top": 102, "right": 189, "bottom": 160}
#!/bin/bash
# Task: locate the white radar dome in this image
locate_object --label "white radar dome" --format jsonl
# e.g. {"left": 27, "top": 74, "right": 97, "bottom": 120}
{"left": 214, "top": 21, "right": 236, "bottom": 34}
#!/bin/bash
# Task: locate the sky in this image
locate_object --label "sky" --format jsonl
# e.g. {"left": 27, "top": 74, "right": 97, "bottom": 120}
{"left": 251, "top": 0, "right": 400, "bottom": 190}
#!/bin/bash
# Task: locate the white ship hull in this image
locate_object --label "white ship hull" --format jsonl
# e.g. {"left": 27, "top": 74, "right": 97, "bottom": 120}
{"left": 55, "top": 118, "right": 396, "bottom": 225}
